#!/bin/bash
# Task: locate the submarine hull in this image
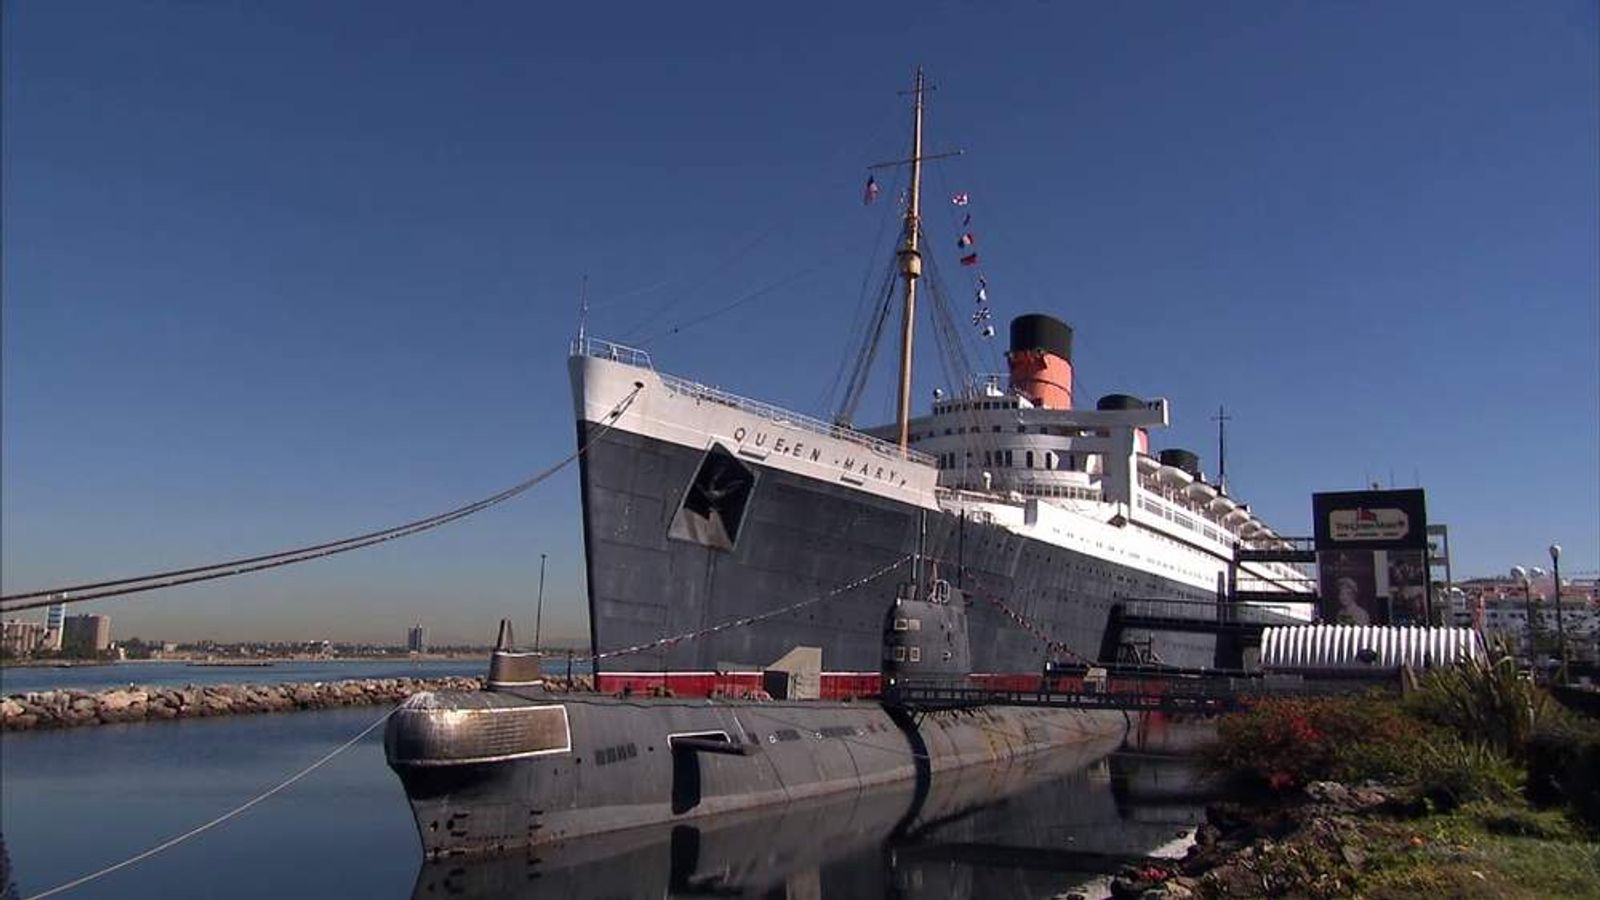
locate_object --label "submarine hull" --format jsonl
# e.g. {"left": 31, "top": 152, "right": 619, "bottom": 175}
{"left": 385, "top": 686, "right": 1127, "bottom": 858}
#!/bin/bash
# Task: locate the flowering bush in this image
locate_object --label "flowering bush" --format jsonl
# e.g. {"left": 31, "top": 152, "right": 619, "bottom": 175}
{"left": 1209, "top": 693, "right": 1432, "bottom": 791}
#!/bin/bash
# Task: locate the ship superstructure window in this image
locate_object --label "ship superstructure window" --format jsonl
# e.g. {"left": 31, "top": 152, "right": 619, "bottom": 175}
{"left": 668, "top": 444, "right": 756, "bottom": 552}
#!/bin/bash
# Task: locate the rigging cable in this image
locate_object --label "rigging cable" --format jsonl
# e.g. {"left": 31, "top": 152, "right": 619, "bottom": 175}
{"left": 611, "top": 95, "right": 906, "bottom": 341}
{"left": 593, "top": 554, "right": 912, "bottom": 661}
{"left": 636, "top": 263, "right": 828, "bottom": 346}
{"left": 618, "top": 223, "right": 787, "bottom": 341}
{"left": 932, "top": 160, "right": 1005, "bottom": 379}
{"left": 22, "top": 704, "right": 399, "bottom": 900}
{"left": 834, "top": 262, "right": 900, "bottom": 426}
{"left": 0, "top": 384, "right": 646, "bottom": 614}
{"left": 818, "top": 163, "right": 906, "bottom": 418}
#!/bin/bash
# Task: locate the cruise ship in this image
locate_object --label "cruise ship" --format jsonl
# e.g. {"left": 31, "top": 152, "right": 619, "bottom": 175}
{"left": 569, "top": 72, "right": 1312, "bottom": 696}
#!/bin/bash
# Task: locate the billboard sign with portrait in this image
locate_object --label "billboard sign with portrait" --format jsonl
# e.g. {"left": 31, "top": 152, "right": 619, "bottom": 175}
{"left": 1313, "top": 489, "right": 1430, "bottom": 624}
{"left": 1318, "top": 550, "right": 1380, "bottom": 625}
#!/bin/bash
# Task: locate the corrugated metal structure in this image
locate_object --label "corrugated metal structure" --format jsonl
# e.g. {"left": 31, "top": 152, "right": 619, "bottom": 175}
{"left": 1261, "top": 625, "right": 1484, "bottom": 672}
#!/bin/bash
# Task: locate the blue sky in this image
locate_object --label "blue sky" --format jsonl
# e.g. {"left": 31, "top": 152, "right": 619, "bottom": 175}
{"left": 4, "top": 1, "right": 1596, "bottom": 644}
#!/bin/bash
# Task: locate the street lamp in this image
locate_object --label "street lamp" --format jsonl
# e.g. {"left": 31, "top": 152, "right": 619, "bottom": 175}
{"left": 1550, "top": 543, "right": 1566, "bottom": 683}
{"left": 1511, "top": 566, "right": 1536, "bottom": 662}
{"left": 535, "top": 553, "right": 547, "bottom": 653}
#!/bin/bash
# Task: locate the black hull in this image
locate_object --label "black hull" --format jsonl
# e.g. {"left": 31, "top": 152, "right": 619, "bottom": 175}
{"left": 577, "top": 426, "right": 1221, "bottom": 675}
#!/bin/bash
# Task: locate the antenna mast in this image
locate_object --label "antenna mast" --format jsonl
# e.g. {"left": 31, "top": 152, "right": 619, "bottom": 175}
{"left": 1212, "top": 405, "right": 1231, "bottom": 490}
{"left": 894, "top": 68, "right": 926, "bottom": 452}
{"left": 576, "top": 274, "right": 590, "bottom": 346}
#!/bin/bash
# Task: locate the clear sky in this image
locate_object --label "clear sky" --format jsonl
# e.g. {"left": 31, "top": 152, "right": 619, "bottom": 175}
{"left": 4, "top": 1, "right": 1596, "bottom": 645}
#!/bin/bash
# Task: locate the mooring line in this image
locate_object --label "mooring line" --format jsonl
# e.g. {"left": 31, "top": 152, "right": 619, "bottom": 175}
{"left": 22, "top": 705, "right": 398, "bottom": 900}
{"left": 2, "top": 384, "right": 644, "bottom": 612}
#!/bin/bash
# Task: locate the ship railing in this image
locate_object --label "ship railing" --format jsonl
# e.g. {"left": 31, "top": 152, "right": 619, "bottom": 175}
{"left": 655, "top": 371, "right": 938, "bottom": 467}
{"left": 573, "top": 336, "right": 932, "bottom": 465}
{"left": 572, "top": 336, "right": 655, "bottom": 369}
{"left": 1135, "top": 487, "right": 1304, "bottom": 565}
{"left": 936, "top": 478, "right": 1104, "bottom": 501}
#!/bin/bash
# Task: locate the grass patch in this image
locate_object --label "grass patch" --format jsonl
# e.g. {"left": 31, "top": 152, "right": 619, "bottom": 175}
{"left": 1357, "top": 807, "right": 1600, "bottom": 899}
{"left": 1202, "top": 662, "right": 1600, "bottom": 898}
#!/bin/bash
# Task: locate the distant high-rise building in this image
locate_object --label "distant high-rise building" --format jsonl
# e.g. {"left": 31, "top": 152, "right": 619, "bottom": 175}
{"left": 1, "top": 620, "right": 49, "bottom": 657}
{"left": 62, "top": 614, "right": 111, "bottom": 654}
{"left": 407, "top": 623, "right": 427, "bottom": 654}
{"left": 45, "top": 601, "right": 66, "bottom": 651}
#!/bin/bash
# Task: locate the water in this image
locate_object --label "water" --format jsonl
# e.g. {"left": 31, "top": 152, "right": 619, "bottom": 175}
{"left": 1, "top": 710, "right": 1216, "bottom": 899}
{"left": 0, "top": 659, "right": 503, "bottom": 695}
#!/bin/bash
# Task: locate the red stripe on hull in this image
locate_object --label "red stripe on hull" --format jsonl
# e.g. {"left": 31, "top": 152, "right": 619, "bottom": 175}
{"left": 594, "top": 672, "right": 883, "bottom": 699}
{"left": 593, "top": 671, "right": 1161, "bottom": 699}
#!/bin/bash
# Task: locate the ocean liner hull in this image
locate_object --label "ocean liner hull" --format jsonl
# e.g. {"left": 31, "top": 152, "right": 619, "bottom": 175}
{"left": 573, "top": 354, "right": 1224, "bottom": 692}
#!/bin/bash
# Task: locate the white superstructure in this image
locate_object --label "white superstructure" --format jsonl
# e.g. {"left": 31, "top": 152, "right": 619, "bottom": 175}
{"left": 574, "top": 337, "right": 1314, "bottom": 620}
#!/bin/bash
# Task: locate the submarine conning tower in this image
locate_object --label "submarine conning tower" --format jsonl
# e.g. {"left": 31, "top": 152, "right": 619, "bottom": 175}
{"left": 1007, "top": 314, "right": 1074, "bottom": 410}
{"left": 881, "top": 578, "right": 972, "bottom": 694}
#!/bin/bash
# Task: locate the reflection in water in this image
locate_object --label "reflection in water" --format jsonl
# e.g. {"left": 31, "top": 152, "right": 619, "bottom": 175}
{"left": 1, "top": 710, "right": 1219, "bottom": 899}
{"left": 1109, "top": 716, "right": 1221, "bottom": 828}
{"left": 415, "top": 720, "right": 1220, "bottom": 900}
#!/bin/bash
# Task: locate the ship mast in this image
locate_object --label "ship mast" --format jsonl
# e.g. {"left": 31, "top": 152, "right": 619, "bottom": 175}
{"left": 894, "top": 68, "right": 926, "bottom": 452}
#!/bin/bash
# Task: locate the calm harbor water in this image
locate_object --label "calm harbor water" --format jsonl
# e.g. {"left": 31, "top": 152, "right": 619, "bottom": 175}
{"left": 0, "top": 659, "right": 501, "bottom": 695}
{"left": 1, "top": 708, "right": 1214, "bottom": 899}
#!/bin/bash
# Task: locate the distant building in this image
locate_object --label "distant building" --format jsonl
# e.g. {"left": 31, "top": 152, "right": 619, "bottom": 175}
{"left": 407, "top": 623, "right": 427, "bottom": 654}
{"left": 1460, "top": 576, "right": 1600, "bottom": 664}
{"left": 62, "top": 614, "right": 112, "bottom": 654}
{"left": 1, "top": 620, "right": 49, "bottom": 657}
{"left": 45, "top": 601, "right": 66, "bottom": 651}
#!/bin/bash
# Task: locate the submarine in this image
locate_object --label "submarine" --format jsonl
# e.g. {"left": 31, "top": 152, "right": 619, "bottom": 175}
{"left": 406, "top": 732, "right": 1137, "bottom": 899}
{"left": 384, "top": 575, "right": 1129, "bottom": 858}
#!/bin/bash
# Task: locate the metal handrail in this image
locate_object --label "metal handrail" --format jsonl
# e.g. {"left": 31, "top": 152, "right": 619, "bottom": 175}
{"left": 575, "top": 336, "right": 936, "bottom": 468}
{"left": 571, "top": 337, "right": 654, "bottom": 369}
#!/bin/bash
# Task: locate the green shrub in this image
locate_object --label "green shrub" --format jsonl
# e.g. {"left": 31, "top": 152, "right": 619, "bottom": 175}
{"left": 1411, "top": 737, "right": 1523, "bottom": 811}
{"left": 1526, "top": 720, "right": 1600, "bottom": 830}
{"left": 1405, "top": 651, "right": 1558, "bottom": 760}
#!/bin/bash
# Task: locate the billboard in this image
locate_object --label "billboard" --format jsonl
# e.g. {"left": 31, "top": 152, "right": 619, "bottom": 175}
{"left": 1382, "top": 549, "right": 1429, "bottom": 625}
{"left": 1319, "top": 550, "right": 1379, "bottom": 625}
{"left": 1313, "top": 489, "right": 1430, "bottom": 624}
{"left": 1312, "top": 489, "right": 1428, "bottom": 551}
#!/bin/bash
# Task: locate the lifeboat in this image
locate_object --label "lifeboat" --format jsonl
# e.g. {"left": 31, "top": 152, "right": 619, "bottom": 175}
{"left": 1155, "top": 465, "right": 1193, "bottom": 488}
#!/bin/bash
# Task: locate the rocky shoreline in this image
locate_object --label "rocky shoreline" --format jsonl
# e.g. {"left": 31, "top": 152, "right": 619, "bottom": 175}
{"left": 0, "top": 676, "right": 490, "bottom": 731}
{"left": 1102, "top": 781, "right": 1403, "bottom": 899}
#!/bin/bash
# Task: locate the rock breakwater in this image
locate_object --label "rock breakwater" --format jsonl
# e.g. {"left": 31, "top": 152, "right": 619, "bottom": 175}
{"left": 1, "top": 676, "right": 487, "bottom": 731}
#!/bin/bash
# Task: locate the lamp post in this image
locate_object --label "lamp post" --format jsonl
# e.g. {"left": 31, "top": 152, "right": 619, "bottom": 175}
{"left": 1550, "top": 543, "right": 1566, "bottom": 683}
{"left": 1512, "top": 566, "right": 1536, "bottom": 664}
{"left": 535, "top": 553, "right": 547, "bottom": 653}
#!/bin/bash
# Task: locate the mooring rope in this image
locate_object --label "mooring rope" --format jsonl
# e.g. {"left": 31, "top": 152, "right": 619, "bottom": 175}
{"left": 593, "top": 554, "right": 913, "bottom": 661}
{"left": 1, "top": 384, "right": 645, "bottom": 613}
{"left": 22, "top": 705, "right": 399, "bottom": 900}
